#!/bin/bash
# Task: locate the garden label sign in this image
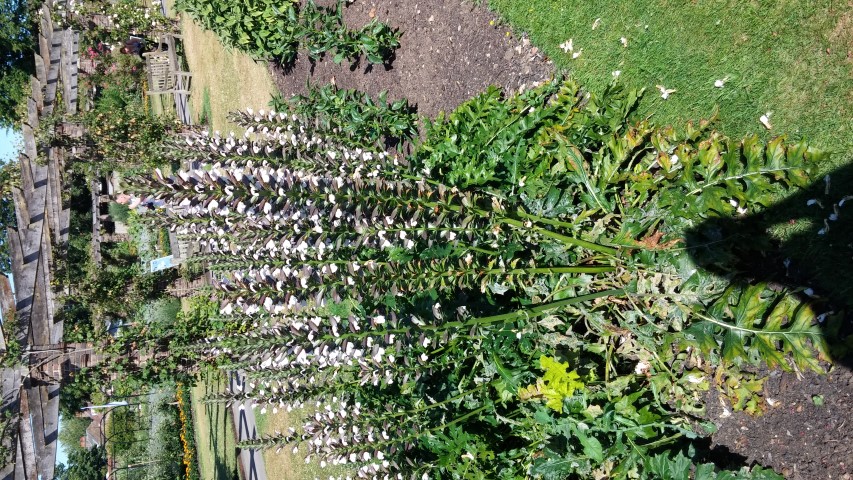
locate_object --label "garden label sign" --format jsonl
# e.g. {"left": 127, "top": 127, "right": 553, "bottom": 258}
{"left": 149, "top": 255, "right": 175, "bottom": 272}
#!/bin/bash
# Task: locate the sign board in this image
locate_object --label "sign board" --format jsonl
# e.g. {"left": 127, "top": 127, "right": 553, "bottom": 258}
{"left": 149, "top": 255, "right": 175, "bottom": 273}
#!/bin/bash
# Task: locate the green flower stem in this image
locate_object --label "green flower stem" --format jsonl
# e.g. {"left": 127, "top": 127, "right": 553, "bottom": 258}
{"left": 638, "top": 432, "right": 684, "bottom": 449}
{"left": 449, "top": 288, "right": 627, "bottom": 329}
{"left": 499, "top": 217, "right": 618, "bottom": 256}
{"left": 408, "top": 197, "right": 617, "bottom": 256}
{"left": 426, "top": 404, "right": 490, "bottom": 435}
{"left": 515, "top": 209, "right": 583, "bottom": 231}
{"left": 401, "top": 384, "right": 489, "bottom": 416}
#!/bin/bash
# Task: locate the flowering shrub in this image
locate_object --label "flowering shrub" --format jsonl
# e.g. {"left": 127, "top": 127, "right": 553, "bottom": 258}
{"left": 129, "top": 79, "right": 830, "bottom": 478}
{"left": 176, "top": 384, "right": 200, "bottom": 480}
{"left": 60, "top": 0, "right": 172, "bottom": 44}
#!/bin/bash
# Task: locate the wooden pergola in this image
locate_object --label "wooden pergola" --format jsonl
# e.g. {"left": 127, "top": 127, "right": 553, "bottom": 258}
{"left": 0, "top": 2, "right": 77, "bottom": 479}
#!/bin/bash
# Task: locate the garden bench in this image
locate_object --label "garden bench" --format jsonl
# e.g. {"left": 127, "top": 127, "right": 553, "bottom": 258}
{"left": 142, "top": 33, "right": 191, "bottom": 95}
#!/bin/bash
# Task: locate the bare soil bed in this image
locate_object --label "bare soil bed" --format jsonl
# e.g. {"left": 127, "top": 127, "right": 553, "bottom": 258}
{"left": 268, "top": 0, "right": 553, "bottom": 119}
{"left": 266, "top": 1, "right": 853, "bottom": 478}
{"left": 708, "top": 365, "right": 853, "bottom": 479}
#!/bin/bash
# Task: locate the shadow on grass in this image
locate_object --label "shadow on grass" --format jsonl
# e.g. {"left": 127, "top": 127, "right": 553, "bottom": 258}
{"left": 202, "top": 370, "right": 239, "bottom": 480}
{"left": 685, "top": 162, "right": 853, "bottom": 367}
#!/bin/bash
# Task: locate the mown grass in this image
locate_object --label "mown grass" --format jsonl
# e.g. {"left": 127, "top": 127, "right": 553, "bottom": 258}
{"left": 199, "top": 86, "right": 213, "bottom": 126}
{"left": 489, "top": 0, "right": 853, "bottom": 171}
{"left": 255, "top": 406, "right": 356, "bottom": 479}
{"left": 180, "top": 15, "right": 277, "bottom": 132}
{"left": 189, "top": 363, "right": 239, "bottom": 480}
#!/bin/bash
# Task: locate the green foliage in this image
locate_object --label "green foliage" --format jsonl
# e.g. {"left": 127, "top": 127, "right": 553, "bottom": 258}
{"left": 59, "top": 415, "right": 93, "bottom": 456}
{"left": 0, "top": 409, "right": 17, "bottom": 468}
{"left": 0, "top": 313, "right": 21, "bottom": 368}
{"left": 55, "top": 445, "right": 108, "bottom": 480}
{"left": 0, "top": 159, "right": 20, "bottom": 273}
{"left": 643, "top": 450, "right": 785, "bottom": 480}
{"left": 60, "top": 368, "right": 103, "bottom": 417}
{"left": 519, "top": 356, "right": 585, "bottom": 413}
{"left": 83, "top": 92, "right": 176, "bottom": 172}
{"left": 61, "top": 0, "right": 173, "bottom": 44}
{"left": 0, "top": 0, "right": 37, "bottom": 129}
{"left": 685, "top": 284, "right": 829, "bottom": 373}
{"left": 136, "top": 79, "right": 833, "bottom": 478}
{"left": 106, "top": 407, "right": 143, "bottom": 457}
{"left": 175, "top": 0, "right": 400, "bottom": 67}
{"left": 269, "top": 84, "right": 418, "bottom": 149}
{"left": 108, "top": 201, "right": 131, "bottom": 223}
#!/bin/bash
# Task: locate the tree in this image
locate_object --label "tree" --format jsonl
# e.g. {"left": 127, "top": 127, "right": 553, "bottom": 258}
{"left": 0, "top": 0, "right": 37, "bottom": 129}
{"left": 0, "top": 160, "right": 20, "bottom": 273}
{"left": 58, "top": 415, "right": 93, "bottom": 456}
{"left": 53, "top": 445, "right": 107, "bottom": 480}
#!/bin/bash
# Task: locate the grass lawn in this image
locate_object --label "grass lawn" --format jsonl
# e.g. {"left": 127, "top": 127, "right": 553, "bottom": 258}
{"left": 189, "top": 366, "right": 239, "bottom": 480}
{"left": 489, "top": 0, "right": 853, "bottom": 172}
{"left": 180, "top": 14, "right": 278, "bottom": 132}
{"left": 490, "top": 0, "right": 853, "bottom": 306}
{"left": 255, "top": 407, "right": 356, "bottom": 479}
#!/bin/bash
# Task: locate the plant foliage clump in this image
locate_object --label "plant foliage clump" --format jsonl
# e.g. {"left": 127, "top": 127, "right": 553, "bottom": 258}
{"left": 128, "top": 77, "right": 832, "bottom": 479}
{"left": 175, "top": 0, "right": 400, "bottom": 67}
{"left": 269, "top": 84, "right": 418, "bottom": 149}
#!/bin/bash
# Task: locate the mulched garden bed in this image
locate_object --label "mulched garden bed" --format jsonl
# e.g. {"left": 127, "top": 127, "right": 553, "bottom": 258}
{"left": 266, "top": 1, "right": 853, "bottom": 478}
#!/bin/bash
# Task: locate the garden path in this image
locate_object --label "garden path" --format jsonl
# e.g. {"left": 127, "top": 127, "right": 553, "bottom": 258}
{"left": 229, "top": 371, "right": 268, "bottom": 480}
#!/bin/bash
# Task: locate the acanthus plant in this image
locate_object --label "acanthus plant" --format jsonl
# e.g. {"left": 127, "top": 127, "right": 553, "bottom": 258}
{"left": 174, "top": 0, "right": 401, "bottom": 68}
{"left": 131, "top": 79, "right": 834, "bottom": 479}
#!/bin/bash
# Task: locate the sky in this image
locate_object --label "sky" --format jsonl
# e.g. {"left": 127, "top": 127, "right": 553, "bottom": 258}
{"left": 0, "top": 128, "right": 22, "bottom": 162}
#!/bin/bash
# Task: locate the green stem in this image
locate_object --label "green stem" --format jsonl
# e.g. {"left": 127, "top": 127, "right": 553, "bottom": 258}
{"left": 460, "top": 288, "right": 626, "bottom": 328}
{"left": 404, "top": 384, "right": 489, "bottom": 416}
{"left": 427, "top": 404, "right": 490, "bottom": 434}
{"left": 499, "top": 217, "right": 618, "bottom": 256}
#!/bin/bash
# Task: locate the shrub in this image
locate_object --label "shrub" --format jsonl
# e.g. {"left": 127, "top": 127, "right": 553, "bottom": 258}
{"left": 128, "top": 79, "right": 830, "bottom": 478}
{"left": 175, "top": 0, "right": 400, "bottom": 67}
{"left": 108, "top": 201, "right": 131, "bottom": 223}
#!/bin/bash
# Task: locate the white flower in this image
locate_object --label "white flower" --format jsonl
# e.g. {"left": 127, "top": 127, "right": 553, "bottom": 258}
{"left": 714, "top": 76, "right": 730, "bottom": 88}
{"left": 656, "top": 85, "right": 676, "bottom": 100}
{"left": 559, "top": 38, "right": 574, "bottom": 53}
{"left": 612, "top": 70, "right": 621, "bottom": 78}
{"left": 620, "top": 36, "right": 628, "bottom": 47}
{"left": 572, "top": 49, "right": 583, "bottom": 59}
{"left": 759, "top": 112, "right": 773, "bottom": 130}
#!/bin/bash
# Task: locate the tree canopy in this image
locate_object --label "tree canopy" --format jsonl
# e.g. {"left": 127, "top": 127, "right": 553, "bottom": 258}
{"left": 53, "top": 445, "right": 107, "bottom": 480}
{"left": 0, "top": 0, "right": 37, "bottom": 129}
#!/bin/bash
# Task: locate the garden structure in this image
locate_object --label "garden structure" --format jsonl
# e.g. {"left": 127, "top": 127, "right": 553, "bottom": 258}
{"left": 0, "top": 2, "right": 77, "bottom": 476}
{"left": 0, "top": 1, "right": 164, "bottom": 477}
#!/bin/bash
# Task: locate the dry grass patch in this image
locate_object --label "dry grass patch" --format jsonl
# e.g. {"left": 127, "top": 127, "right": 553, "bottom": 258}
{"left": 180, "top": 15, "right": 277, "bottom": 132}
{"left": 256, "top": 407, "right": 356, "bottom": 479}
